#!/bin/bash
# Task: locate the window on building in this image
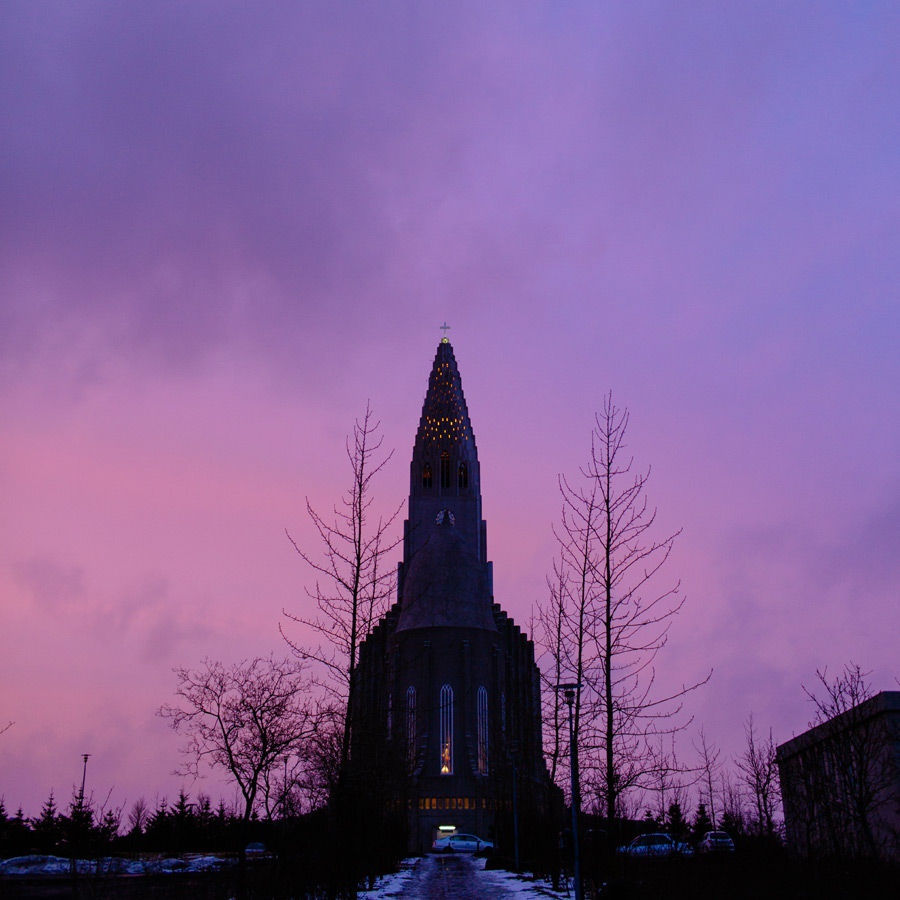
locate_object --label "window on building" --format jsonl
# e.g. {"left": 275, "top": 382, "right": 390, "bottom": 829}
{"left": 387, "top": 687, "right": 392, "bottom": 737}
{"left": 406, "top": 686, "right": 416, "bottom": 767}
{"left": 422, "top": 463, "right": 432, "bottom": 489}
{"left": 458, "top": 462, "right": 468, "bottom": 489}
{"left": 477, "top": 685, "right": 489, "bottom": 774}
{"left": 440, "top": 452, "right": 451, "bottom": 489}
{"left": 440, "top": 684, "right": 453, "bottom": 774}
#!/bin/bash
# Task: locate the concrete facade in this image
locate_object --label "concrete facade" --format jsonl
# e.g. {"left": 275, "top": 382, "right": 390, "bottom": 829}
{"left": 777, "top": 691, "right": 900, "bottom": 860}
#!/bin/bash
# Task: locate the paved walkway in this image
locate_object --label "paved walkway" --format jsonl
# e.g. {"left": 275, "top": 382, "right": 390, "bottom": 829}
{"left": 392, "top": 853, "right": 521, "bottom": 900}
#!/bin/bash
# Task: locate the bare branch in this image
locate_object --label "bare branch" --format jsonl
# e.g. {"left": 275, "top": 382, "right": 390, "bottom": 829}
{"left": 538, "top": 391, "right": 708, "bottom": 825}
{"left": 282, "top": 403, "right": 402, "bottom": 780}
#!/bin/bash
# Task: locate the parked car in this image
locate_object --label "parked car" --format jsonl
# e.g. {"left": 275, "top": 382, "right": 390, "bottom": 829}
{"left": 698, "top": 831, "right": 735, "bottom": 853}
{"left": 617, "top": 833, "right": 692, "bottom": 858}
{"left": 431, "top": 833, "right": 494, "bottom": 853}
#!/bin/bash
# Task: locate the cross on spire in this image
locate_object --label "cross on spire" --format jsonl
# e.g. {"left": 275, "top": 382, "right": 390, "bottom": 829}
{"left": 440, "top": 321, "right": 451, "bottom": 342}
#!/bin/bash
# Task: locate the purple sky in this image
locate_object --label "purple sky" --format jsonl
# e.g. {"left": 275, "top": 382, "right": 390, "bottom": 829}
{"left": 2, "top": 2, "right": 899, "bottom": 818}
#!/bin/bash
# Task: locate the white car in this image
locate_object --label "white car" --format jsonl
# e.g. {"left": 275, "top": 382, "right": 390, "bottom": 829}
{"left": 618, "top": 833, "right": 692, "bottom": 858}
{"left": 431, "top": 833, "right": 494, "bottom": 853}
{"left": 698, "top": 831, "right": 735, "bottom": 853}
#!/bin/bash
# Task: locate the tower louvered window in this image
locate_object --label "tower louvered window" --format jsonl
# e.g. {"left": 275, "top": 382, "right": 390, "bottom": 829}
{"left": 440, "top": 452, "right": 451, "bottom": 489}
{"left": 458, "top": 462, "right": 468, "bottom": 489}
{"left": 422, "top": 463, "right": 432, "bottom": 489}
{"left": 477, "top": 686, "right": 489, "bottom": 774}
{"left": 440, "top": 684, "right": 453, "bottom": 774}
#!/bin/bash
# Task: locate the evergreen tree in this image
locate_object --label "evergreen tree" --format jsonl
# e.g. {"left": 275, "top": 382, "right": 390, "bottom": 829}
{"left": 31, "top": 792, "right": 62, "bottom": 852}
{"left": 721, "top": 808, "right": 745, "bottom": 839}
{"left": 692, "top": 803, "right": 713, "bottom": 842}
{"left": 6, "top": 807, "right": 33, "bottom": 856}
{"left": 98, "top": 808, "right": 121, "bottom": 843}
{"left": 666, "top": 800, "right": 689, "bottom": 842}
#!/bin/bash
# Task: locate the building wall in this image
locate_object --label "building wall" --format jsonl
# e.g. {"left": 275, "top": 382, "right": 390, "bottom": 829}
{"left": 351, "top": 604, "right": 549, "bottom": 854}
{"left": 777, "top": 691, "right": 900, "bottom": 860}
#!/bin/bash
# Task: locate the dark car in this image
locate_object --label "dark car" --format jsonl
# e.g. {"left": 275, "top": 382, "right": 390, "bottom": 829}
{"left": 618, "top": 833, "right": 693, "bottom": 858}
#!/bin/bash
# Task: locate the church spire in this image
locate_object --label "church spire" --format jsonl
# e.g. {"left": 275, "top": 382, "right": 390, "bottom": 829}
{"left": 413, "top": 339, "right": 477, "bottom": 459}
{"left": 401, "top": 339, "right": 489, "bottom": 591}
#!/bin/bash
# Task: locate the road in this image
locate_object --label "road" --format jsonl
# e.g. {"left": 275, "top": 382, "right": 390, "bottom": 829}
{"left": 391, "top": 853, "right": 523, "bottom": 900}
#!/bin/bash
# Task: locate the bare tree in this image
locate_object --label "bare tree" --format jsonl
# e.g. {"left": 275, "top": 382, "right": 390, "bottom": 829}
{"left": 693, "top": 727, "right": 723, "bottom": 829}
{"left": 281, "top": 403, "right": 402, "bottom": 778}
{"left": 537, "top": 562, "right": 573, "bottom": 787}
{"left": 127, "top": 797, "right": 149, "bottom": 834}
{"left": 735, "top": 713, "right": 780, "bottom": 837}
{"left": 158, "top": 656, "right": 319, "bottom": 821}
{"left": 538, "top": 393, "right": 708, "bottom": 826}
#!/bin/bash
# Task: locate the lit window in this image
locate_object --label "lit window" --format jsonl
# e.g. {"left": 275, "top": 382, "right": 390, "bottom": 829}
{"left": 477, "top": 686, "right": 489, "bottom": 774}
{"left": 440, "top": 684, "right": 453, "bottom": 774}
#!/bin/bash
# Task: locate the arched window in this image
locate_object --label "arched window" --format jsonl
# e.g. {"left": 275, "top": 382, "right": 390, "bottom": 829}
{"left": 422, "top": 463, "right": 432, "bottom": 489}
{"left": 440, "top": 684, "right": 453, "bottom": 774}
{"left": 477, "top": 686, "right": 489, "bottom": 775}
{"left": 440, "top": 452, "right": 451, "bottom": 489}
{"left": 458, "top": 462, "right": 468, "bottom": 489}
{"left": 501, "top": 692, "right": 506, "bottom": 732}
{"left": 406, "top": 686, "right": 417, "bottom": 766}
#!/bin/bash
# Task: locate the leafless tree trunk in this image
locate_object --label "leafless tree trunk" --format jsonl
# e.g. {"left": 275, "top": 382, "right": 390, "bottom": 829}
{"left": 537, "top": 565, "right": 570, "bottom": 785}
{"left": 694, "top": 727, "right": 722, "bottom": 829}
{"left": 538, "top": 393, "right": 708, "bottom": 827}
{"left": 281, "top": 403, "right": 402, "bottom": 780}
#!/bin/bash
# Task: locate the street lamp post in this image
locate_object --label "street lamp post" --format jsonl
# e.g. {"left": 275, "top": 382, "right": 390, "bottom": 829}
{"left": 79, "top": 754, "right": 91, "bottom": 809}
{"left": 556, "top": 684, "right": 582, "bottom": 900}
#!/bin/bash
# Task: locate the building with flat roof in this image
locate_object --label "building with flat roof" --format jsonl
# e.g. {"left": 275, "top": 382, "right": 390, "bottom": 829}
{"left": 777, "top": 691, "right": 900, "bottom": 860}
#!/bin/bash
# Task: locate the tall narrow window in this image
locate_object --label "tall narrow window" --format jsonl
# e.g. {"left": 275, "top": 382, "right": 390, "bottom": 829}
{"left": 422, "top": 463, "right": 432, "bottom": 489}
{"left": 440, "top": 452, "right": 451, "bottom": 489}
{"left": 440, "top": 684, "right": 453, "bottom": 774}
{"left": 477, "top": 686, "right": 489, "bottom": 774}
{"left": 387, "top": 687, "right": 392, "bottom": 737}
{"left": 458, "top": 462, "right": 468, "bottom": 489}
{"left": 406, "top": 686, "right": 416, "bottom": 766}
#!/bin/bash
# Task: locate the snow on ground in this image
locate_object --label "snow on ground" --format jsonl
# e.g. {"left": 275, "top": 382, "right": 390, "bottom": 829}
{"left": 358, "top": 855, "right": 573, "bottom": 900}
{"left": 3, "top": 851, "right": 576, "bottom": 898}
{"left": 0, "top": 854, "right": 236, "bottom": 875}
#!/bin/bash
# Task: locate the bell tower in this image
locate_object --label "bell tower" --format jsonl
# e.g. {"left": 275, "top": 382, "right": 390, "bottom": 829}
{"left": 402, "top": 337, "right": 489, "bottom": 589}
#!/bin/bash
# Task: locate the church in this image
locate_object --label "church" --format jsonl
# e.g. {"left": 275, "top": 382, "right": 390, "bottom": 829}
{"left": 350, "top": 336, "right": 551, "bottom": 854}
